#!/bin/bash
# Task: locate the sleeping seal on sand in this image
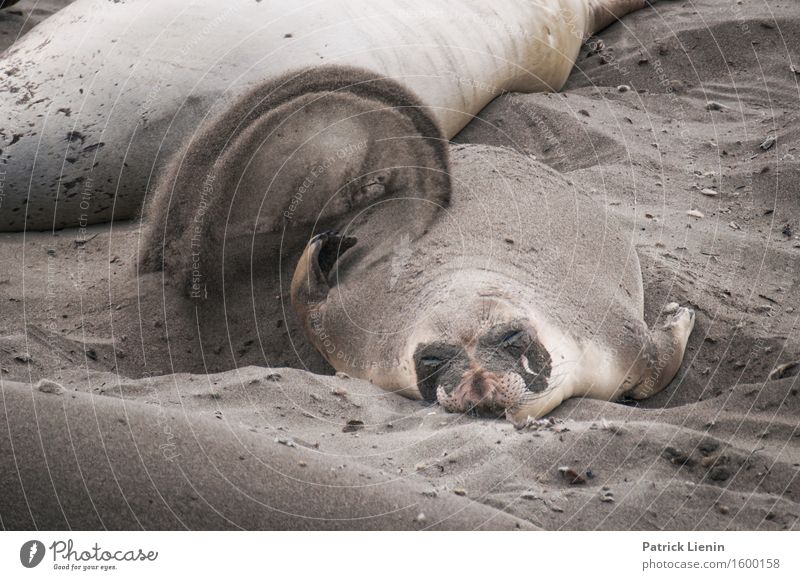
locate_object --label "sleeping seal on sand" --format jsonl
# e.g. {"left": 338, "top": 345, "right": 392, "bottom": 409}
{"left": 291, "top": 146, "right": 695, "bottom": 422}
{"left": 0, "top": 0, "right": 651, "bottom": 232}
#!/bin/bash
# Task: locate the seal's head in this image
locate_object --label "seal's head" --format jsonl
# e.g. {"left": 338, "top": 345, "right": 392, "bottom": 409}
{"left": 407, "top": 276, "right": 553, "bottom": 419}
{"left": 291, "top": 232, "right": 561, "bottom": 420}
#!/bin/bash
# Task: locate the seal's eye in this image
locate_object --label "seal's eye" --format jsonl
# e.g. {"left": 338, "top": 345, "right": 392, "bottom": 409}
{"left": 501, "top": 330, "right": 523, "bottom": 346}
{"left": 414, "top": 343, "right": 467, "bottom": 403}
{"left": 421, "top": 356, "right": 445, "bottom": 367}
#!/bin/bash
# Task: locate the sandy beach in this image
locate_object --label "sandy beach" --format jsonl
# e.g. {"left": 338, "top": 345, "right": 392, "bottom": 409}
{"left": 1, "top": 0, "right": 798, "bottom": 530}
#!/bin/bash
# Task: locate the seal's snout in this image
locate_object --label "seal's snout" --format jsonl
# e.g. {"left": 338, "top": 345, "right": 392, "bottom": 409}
{"left": 437, "top": 367, "right": 526, "bottom": 417}
{"left": 414, "top": 320, "right": 553, "bottom": 416}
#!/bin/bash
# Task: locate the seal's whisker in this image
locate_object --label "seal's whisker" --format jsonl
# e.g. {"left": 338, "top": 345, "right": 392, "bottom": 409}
{"left": 550, "top": 358, "right": 578, "bottom": 368}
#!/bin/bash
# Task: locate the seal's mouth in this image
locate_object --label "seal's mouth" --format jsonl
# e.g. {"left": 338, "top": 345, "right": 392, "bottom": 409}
{"left": 435, "top": 368, "right": 527, "bottom": 418}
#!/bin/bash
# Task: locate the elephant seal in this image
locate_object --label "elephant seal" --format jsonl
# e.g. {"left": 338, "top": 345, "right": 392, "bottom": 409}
{"left": 0, "top": 0, "right": 651, "bottom": 231}
{"left": 291, "top": 145, "right": 695, "bottom": 422}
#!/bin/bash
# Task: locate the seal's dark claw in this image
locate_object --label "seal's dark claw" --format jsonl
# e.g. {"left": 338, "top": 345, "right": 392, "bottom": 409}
{"left": 314, "top": 232, "right": 357, "bottom": 278}
{"left": 309, "top": 230, "right": 334, "bottom": 245}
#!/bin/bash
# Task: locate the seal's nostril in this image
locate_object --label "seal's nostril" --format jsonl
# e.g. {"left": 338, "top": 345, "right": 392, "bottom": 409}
{"left": 465, "top": 373, "right": 497, "bottom": 405}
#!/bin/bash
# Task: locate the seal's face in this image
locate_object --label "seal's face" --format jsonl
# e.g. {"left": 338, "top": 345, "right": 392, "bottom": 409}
{"left": 411, "top": 296, "right": 553, "bottom": 418}
{"left": 291, "top": 235, "right": 561, "bottom": 419}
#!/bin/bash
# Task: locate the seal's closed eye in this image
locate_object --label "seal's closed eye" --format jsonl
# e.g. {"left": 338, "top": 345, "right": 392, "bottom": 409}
{"left": 421, "top": 356, "right": 446, "bottom": 367}
{"left": 478, "top": 322, "right": 532, "bottom": 355}
{"left": 413, "top": 343, "right": 468, "bottom": 402}
{"left": 500, "top": 330, "right": 524, "bottom": 346}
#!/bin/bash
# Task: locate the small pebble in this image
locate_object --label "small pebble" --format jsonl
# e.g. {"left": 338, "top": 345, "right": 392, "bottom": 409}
{"left": 617, "top": 84, "right": 630, "bottom": 93}
{"left": 687, "top": 209, "right": 705, "bottom": 219}
{"left": 767, "top": 361, "right": 800, "bottom": 381}
{"left": 342, "top": 420, "right": 364, "bottom": 433}
{"left": 37, "top": 379, "right": 64, "bottom": 395}
{"left": 453, "top": 488, "right": 467, "bottom": 497}
{"left": 558, "top": 466, "right": 587, "bottom": 485}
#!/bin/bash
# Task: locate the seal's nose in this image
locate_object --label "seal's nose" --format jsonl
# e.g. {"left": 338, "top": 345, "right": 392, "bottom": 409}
{"left": 450, "top": 367, "right": 506, "bottom": 416}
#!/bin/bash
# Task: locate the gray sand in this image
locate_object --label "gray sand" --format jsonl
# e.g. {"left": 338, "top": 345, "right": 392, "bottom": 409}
{"left": 1, "top": 0, "right": 798, "bottom": 529}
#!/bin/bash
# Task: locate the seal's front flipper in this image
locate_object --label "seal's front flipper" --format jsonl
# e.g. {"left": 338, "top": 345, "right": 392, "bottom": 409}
{"left": 291, "top": 232, "right": 357, "bottom": 363}
{"left": 291, "top": 232, "right": 357, "bottom": 307}
{"left": 629, "top": 305, "right": 695, "bottom": 400}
